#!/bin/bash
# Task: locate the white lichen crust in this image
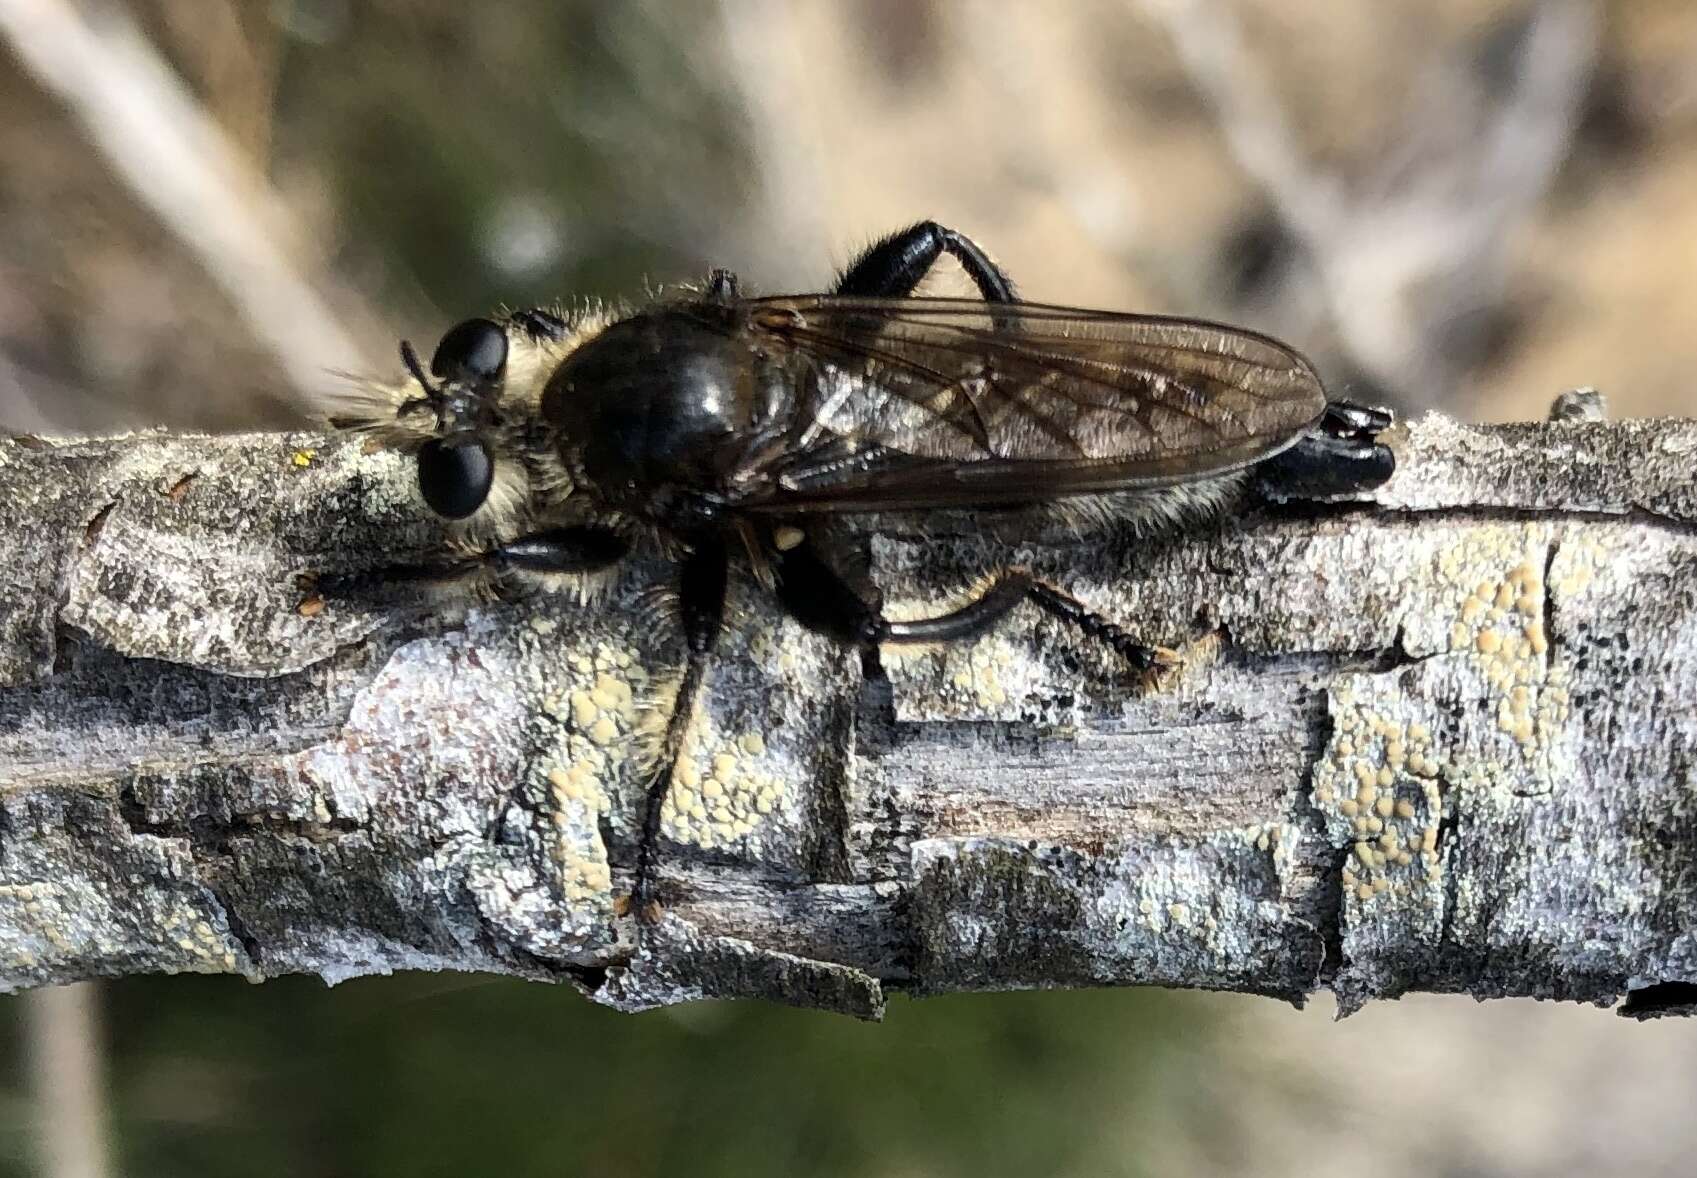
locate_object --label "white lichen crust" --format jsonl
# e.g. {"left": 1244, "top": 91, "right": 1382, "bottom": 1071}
{"left": 0, "top": 413, "right": 1693, "bottom": 1018}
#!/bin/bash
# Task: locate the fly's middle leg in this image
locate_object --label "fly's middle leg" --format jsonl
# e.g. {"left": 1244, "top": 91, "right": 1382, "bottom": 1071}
{"left": 626, "top": 538, "right": 728, "bottom": 919}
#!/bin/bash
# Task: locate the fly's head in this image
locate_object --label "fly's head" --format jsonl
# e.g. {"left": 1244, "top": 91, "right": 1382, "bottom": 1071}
{"left": 397, "top": 317, "right": 508, "bottom": 520}
{"left": 331, "top": 306, "right": 613, "bottom": 540}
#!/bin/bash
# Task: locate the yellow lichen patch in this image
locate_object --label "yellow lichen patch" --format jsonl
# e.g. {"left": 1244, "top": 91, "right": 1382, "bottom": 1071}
{"left": 540, "top": 643, "right": 648, "bottom": 907}
{"left": 0, "top": 882, "right": 74, "bottom": 964}
{"left": 546, "top": 759, "right": 614, "bottom": 903}
{"left": 658, "top": 723, "right": 785, "bottom": 851}
{"left": 938, "top": 637, "right": 1019, "bottom": 710}
{"left": 1237, "top": 821, "right": 1297, "bottom": 888}
{"left": 1430, "top": 528, "right": 1576, "bottom": 779}
{"left": 1325, "top": 527, "right": 1590, "bottom": 922}
{"left": 1439, "top": 537, "right": 1546, "bottom": 666}
{"left": 13, "top": 889, "right": 72, "bottom": 956}
{"left": 1313, "top": 683, "right": 1449, "bottom": 910}
{"left": 6, "top": 885, "right": 241, "bottom": 975}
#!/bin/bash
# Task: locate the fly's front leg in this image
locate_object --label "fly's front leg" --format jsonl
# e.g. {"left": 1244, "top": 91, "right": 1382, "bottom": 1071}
{"left": 628, "top": 539, "right": 728, "bottom": 918}
{"left": 305, "top": 526, "right": 630, "bottom": 602}
{"left": 836, "top": 221, "right": 1017, "bottom": 303}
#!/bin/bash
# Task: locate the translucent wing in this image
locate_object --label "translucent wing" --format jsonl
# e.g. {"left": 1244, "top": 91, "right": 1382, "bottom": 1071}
{"left": 731, "top": 296, "right": 1328, "bottom": 512}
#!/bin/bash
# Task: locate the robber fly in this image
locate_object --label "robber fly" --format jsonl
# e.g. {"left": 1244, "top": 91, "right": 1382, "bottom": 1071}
{"left": 326, "top": 221, "right": 1395, "bottom": 910}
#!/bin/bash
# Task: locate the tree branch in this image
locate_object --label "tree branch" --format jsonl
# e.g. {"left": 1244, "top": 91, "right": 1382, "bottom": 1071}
{"left": 1, "top": 409, "right": 1693, "bottom": 1019}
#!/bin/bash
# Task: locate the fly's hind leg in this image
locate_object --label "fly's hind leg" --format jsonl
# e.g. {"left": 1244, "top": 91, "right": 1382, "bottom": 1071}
{"left": 886, "top": 572, "right": 1179, "bottom": 675}
{"left": 1017, "top": 581, "right": 1181, "bottom": 674}
{"left": 773, "top": 536, "right": 1175, "bottom": 676}
{"left": 769, "top": 535, "right": 885, "bottom": 646}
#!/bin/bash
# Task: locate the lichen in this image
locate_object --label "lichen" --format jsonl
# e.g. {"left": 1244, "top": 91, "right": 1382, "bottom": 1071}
{"left": 538, "top": 641, "right": 643, "bottom": 911}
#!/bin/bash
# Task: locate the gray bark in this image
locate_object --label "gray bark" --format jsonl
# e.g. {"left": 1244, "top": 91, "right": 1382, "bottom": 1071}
{"left": 1, "top": 411, "right": 1693, "bottom": 1020}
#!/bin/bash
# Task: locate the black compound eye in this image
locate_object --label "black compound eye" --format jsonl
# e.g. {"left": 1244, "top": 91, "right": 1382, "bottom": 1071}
{"left": 430, "top": 318, "right": 508, "bottom": 384}
{"left": 418, "top": 436, "right": 494, "bottom": 519}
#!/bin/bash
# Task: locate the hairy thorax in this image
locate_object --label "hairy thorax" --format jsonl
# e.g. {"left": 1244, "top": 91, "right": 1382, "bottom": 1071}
{"left": 541, "top": 308, "right": 771, "bottom": 525}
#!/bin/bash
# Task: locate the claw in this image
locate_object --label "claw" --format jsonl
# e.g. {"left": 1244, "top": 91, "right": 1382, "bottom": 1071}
{"left": 614, "top": 889, "right": 664, "bottom": 924}
{"left": 1149, "top": 644, "right": 1183, "bottom": 667}
{"left": 1321, "top": 399, "right": 1394, "bottom": 437}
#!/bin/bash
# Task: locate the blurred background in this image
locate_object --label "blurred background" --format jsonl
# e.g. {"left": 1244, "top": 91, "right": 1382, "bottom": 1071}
{"left": 2, "top": 0, "right": 1695, "bottom": 1174}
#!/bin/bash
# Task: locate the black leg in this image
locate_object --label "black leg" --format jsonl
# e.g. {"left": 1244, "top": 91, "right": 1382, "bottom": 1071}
{"left": 706, "top": 269, "right": 740, "bottom": 302}
{"left": 772, "top": 537, "right": 883, "bottom": 645}
{"left": 883, "top": 572, "right": 1176, "bottom": 673}
{"left": 630, "top": 539, "right": 729, "bottom": 916}
{"left": 1319, "top": 399, "right": 1394, "bottom": 435}
{"left": 772, "top": 537, "right": 1173, "bottom": 673}
{"left": 508, "top": 307, "right": 568, "bottom": 343}
{"left": 493, "top": 527, "right": 631, "bottom": 573}
{"left": 1019, "top": 581, "right": 1178, "bottom": 672}
{"left": 880, "top": 577, "right": 1032, "bottom": 644}
{"left": 836, "top": 221, "right": 1017, "bottom": 302}
{"left": 309, "top": 526, "right": 630, "bottom": 598}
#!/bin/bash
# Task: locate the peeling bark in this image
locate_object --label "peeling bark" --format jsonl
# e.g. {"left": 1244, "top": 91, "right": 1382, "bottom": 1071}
{"left": 0, "top": 412, "right": 1693, "bottom": 1019}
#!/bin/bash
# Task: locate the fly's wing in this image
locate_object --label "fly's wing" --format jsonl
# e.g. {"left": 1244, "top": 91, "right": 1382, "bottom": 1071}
{"left": 731, "top": 296, "right": 1328, "bottom": 512}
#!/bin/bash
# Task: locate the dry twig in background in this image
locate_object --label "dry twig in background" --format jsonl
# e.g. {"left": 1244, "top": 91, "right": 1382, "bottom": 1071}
{"left": 0, "top": 0, "right": 372, "bottom": 398}
{"left": 1142, "top": 0, "right": 1598, "bottom": 400}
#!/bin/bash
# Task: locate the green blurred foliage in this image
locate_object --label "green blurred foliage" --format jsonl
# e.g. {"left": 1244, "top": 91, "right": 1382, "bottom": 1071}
{"left": 269, "top": 2, "right": 746, "bottom": 317}
{"left": 4, "top": 975, "right": 1205, "bottom": 1178}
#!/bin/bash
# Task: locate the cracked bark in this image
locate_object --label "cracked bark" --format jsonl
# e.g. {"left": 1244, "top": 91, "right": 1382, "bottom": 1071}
{"left": 0, "top": 411, "right": 1693, "bottom": 1020}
